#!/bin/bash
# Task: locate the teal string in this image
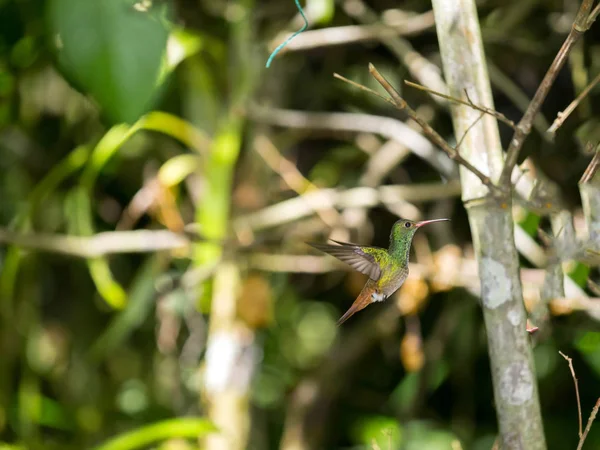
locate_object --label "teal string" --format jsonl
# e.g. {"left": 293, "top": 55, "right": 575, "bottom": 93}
{"left": 266, "top": 0, "right": 308, "bottom": 68}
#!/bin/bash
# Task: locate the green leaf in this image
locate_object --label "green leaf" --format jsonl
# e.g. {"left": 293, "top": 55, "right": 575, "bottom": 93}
{"left": 158, "top": 154, "right": 201, "bottom": 187}
{"left": 65, "top": 187, "right": 128, "bottom": 309}
{"left": 307, "top": 0, "right": 335, "bottom": 25}
{"left": 93, "top": 417, "right": 217, "bottom": 450}
{"left": 566, "top": 262, "right": 590, "bottom": 287}
{"left": 403, "top": 421, "right": 460, "bottom": 450}
{"left": 352, "top": 415, "right": 402, "bottom": 449}
{"left": 89, "top": 256, "right": 165, "bottom": 361}
{"left": 47, "top": 0, "right": 171, "bottom": 123}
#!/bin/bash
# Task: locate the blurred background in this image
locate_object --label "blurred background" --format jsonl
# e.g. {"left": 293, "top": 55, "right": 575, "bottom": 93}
{"left": 1, "top": 0, "right": 600, "bottom": 449}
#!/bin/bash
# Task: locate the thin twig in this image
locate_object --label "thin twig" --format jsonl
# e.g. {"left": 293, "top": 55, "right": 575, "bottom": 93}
{"left": 577, "top": 398, "right": 600, "bottom": 450}
{"left": 487, "top": 60, "right": 552, "bottom": 141}
{"left": 559, "top": 351, "right": 583, "bottom": 438}
{"left": 456, "top": 112, "right": 486, "bottom": 151}
{"left": 579, "top": 146, "right": 600, "bottom": 184}
{"left": 549, "top": 71, "right": 600, "bottom": 134}
{"left": 405, "top": 80, "right": 516, "bottom": 129}
{"left": 500, "top": 0, "right": 596, "bottom": 185}
{"left": 341, "top": 0, "right": 448, "bottom": 105}
{"left": 333, "top": 72, "right": 397, "bottom": 106}
{"left": 366, "top": 63, "right": 502, "bottom": 196}
{"left": 586, "top": 2, "right": 600, "bottom": 28}
{"left": 588, "top": 278, "right": 600, "bottom": 296}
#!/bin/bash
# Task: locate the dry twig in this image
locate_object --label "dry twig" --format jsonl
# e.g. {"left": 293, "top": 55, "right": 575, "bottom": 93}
{"left": 578, "top": 398, "right": 600, "bottom": 450}
{"left": 404, "top": 80, "right": 516, "bottom": 129}
{"left": 559, "top": 351, "right": 583, "bottom": 439}
{"left": 341, "top": 0, "right": 448, "bottom": 104}
{"left": 588, "top": 278, "right": 600, "bottom": 296}
{"left": 548, "top": 71, "right": 600, "bottom": 134}
{"left": 579, "top": 145, "right": 600, "bottom": 184}
{"left": 500, "top": 0, "right": 598, "bottom": 185}
{"left": 365, "top": 63, "right": 501, "bottom": 196}
{"left": 332, "top": 72, "right": 396, "bottom": 106}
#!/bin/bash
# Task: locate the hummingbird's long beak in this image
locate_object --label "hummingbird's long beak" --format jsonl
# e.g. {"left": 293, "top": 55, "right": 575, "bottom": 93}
{"left": 415, "top": 218, "right": 450, "bottom": 227}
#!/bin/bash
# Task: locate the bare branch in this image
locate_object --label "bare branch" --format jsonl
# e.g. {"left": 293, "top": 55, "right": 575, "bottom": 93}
{"left": 235, "top": 181, "right": 462, "bottom": 232}
{"left": 366, "top": 63, "right": 502, "bottom": 196}
{"left": 0, "top": 228, "right": 190, "bottom": 258}
{"left": 341, "top": 0, "right": 448, "bottom": 104}
{"left": 578, "top": 398, "right": 600, "bottom": 450}
{"left": 587, "top": 3, "right": 600, "bottom": 27}
{"left": 1, "top": 182, "right": 462, "bottom": 259}
{"left": 580, "top": 145, "right": 600, "bottom": 184}
{"left": 588, "top": 278, "right": 600, "bottom": 296}
{"left": 579, "top": 147, "right": 600, "bottom": 256}
{"left": 405, "top": 80, "right": 516, "bottom": 129}
{"left": 487, "top": 61, "right": 552, "bottom": 141}
{"left": 559, "top": 351, "right": 583, "bottom": 439}
{"left": 456, "top": 112, "right": 486, "bottom": 151}
{"left": 548, "top": 71, "right": 600, "bottom": 134}
{"left": 500, "top": 0, "right": 597, "bottom": 185}
{"left": 333, "top": 72, "right": 397, "bottom": 106}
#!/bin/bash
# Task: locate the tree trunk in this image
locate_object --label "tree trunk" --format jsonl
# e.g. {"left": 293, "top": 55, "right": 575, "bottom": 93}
{"left": 431, "top": 1, "right": 547, "bottom": 448}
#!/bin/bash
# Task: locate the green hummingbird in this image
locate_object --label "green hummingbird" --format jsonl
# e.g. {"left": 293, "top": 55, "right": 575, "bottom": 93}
{"left": 309, "top": 218, "right": 449, "bottom": 325}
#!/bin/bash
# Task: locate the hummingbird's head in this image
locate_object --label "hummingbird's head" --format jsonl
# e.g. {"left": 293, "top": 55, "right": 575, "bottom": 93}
{"left": 390, "top": 218, "right": 450, "bottom": 244}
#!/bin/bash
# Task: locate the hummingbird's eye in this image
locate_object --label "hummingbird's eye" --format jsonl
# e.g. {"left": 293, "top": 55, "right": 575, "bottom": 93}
{"left": 404, "top": 222, "right": 412, "bottom": 228}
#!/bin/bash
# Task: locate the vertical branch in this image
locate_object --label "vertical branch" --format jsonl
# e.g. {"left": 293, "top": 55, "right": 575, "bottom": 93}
{"left": 431, "top": 1, "right": 546, "bottom": 449}
{"left": 194, "top": 1, "right": 257, "bottom": 449}
{"left": 196, "top": 121, "right": 248, "bottom": 450}
{"left": 558, "top": 351, "right": 583, "bottom": 439}
{"left": 579, "top": 149, "right": 600, "bottom": 252}
{"left": 539, "top": 209, "right": 574, "bottom": 325}
{"left": 203, "top": 262, "right": 258, "bottom": 450}
{"left": 512, "top": 161, "right": 570, "bottom": 324}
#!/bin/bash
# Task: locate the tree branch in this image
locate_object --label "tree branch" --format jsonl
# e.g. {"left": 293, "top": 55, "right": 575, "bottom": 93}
{"left": 404, "top": 80, "right": 516, "bottom": 130}
{"left": 432, "top": 0, "right": 546, "bottom": 448}
{"left": 559, "top": 351, "right": 583, "bottom": 439}
{"left": 235, "top": 181, "right": 462, "bottom": 232}
{"left": 0, "top": 228, "right": 189, "bottom": 258}
{"left": 548, "top": 70, "right": 600, "bottom": 134}
{"left": 578, "top": 398, "right": 600, "bottom": 450}
{"left": 366, "top": 63, "right": 502, "bottom": 196}
{"left": 500, "top": 0, "right": 596, "bottom": 185}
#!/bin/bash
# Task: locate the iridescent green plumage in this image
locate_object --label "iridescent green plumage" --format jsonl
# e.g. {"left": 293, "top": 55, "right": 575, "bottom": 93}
{"left": 309, "top": 218, "right": 449, "bottom": 324}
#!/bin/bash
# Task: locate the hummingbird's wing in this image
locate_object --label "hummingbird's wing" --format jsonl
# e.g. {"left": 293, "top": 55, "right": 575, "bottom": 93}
{"left": 307, "top": 240, "right": 384, "bottom": 281}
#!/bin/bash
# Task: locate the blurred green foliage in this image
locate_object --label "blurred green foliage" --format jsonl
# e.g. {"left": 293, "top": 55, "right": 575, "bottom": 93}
{"left": 47, "top": 0, "right": 171, "bottom": 123}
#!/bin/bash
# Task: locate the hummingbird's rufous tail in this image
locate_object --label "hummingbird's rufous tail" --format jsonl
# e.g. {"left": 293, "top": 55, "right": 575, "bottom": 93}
{"left": 337, "top": 282, "right": 378, "bottom": 325}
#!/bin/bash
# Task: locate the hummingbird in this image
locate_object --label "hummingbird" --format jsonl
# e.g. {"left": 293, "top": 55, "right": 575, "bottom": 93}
{"left": 309, "top": 218, "right": 449, "bottom": 325}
